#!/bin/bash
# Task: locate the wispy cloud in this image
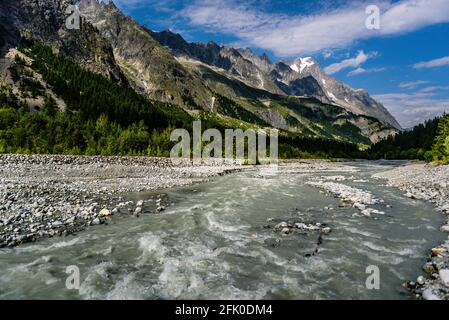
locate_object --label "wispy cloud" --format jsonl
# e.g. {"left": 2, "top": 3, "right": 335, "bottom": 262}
{"left": 419, "top": 85, "right": 449, "bottom": 93}
{"left": 180, "top": 0, "right": 449, "bottom": 57}
{"left": 399, "top": 80, "right": 429, "bottom": 89}
{"left": 413, "top": 56, "right": 449, "bottom": 69}
{"left": 347, "top": 67, "right": 385, "bottom": 76}
{"left": 324, "top": 51, "right": 376, "bottom": 75}
{"left": 374, "top": 91, "right": 449, "bottom": 127}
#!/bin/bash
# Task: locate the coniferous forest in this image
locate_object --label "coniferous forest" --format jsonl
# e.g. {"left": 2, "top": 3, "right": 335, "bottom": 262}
{"left": 366, "top": 115, "right": 449, "bottom": 163}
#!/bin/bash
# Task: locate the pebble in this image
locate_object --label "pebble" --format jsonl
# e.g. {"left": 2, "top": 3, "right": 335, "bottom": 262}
{"left": 422, "top": 288, "right": 442, "bottom": 300}
{"left": 432, "top": 247, "right": 445, "bottom": 256}
{"left": 423, "top": 262, "right": 436, "bottom": 273}
{"left": 99, "top": 209, "right": 112, "bottom": 217}
{"left": 439, "top": 269, "right": 449, "bottom": 287}
{"left": 417, "top": 275, "right": 426, "bottom": 285}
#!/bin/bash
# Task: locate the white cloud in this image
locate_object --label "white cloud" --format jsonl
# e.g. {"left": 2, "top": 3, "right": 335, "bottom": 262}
{"left": 347, "top": 67, "right": 385, "bottom": 76}
{"left": 399, "top": 80, "right": 429, "bottom": 89}
{"left": 419, "top": 85, "right": 449, "bottom": 92}
{"left": 413, "top": 56, "right": 449, "bottom": 69}
{"left": 181, "top": 0, "right": 449, "bottom": 57}
{"left": 323, "top": 51, "right": 375, "bottom": 75}
{"left": 323, "top": 51, "right": 333, "bottom": 59}
{"left": 374, "top": 91, "right": 449, "bottom": 127}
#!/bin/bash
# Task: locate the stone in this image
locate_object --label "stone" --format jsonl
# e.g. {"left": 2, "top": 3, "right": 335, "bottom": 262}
{"left": 361, "top": 209, "right": 372, "bottom": 217}
{"left": 294, "top": 223, "right": 307, "bottom": 229}
{"left": 135, "top": 207, "right": 142, "bottom": 215}
{"left": 92, "top": 218, "right": 101, "bottom": 225}
{"left": 274, "top": 222, "right": 288, "bottom": 230}
{"left": 422, "top": 288, "right": 442, "bottom": 300}
{"left": 99, "top": 209, "right": 112, "bottom": 217}
{"left": 441, "top": 225, "right": 449, "bottom": 233}
{"left": 439, "top": 269, "right": 449, "bottom": 287}
{"left": 423, "top": 262, "right": 436, "bottom": 274}
{"left": 322, "top": 227, "right": 332, "bottom": 234}
{"left": 136, "top": 200, "right": 144, "bottom": 207}
{"left": 431, "top": 247, "right": 445, "bottom": 256}
{"left": 280, "top": 227, "right": 290, "bottom": 235}
{"left": 417, "top": 275, "right": 425, "bottom": 285}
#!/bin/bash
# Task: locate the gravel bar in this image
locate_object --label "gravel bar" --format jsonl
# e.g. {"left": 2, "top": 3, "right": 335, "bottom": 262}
{"left": 375, "top": 163, "right": 449, "bottom": 300}
{"left": 0, "top": 154, "right": 244, "bottom": 248}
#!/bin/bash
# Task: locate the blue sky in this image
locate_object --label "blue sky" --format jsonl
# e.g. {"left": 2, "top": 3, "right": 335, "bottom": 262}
{"left": 110, "top": 0, "right": 449, "bottom": 128}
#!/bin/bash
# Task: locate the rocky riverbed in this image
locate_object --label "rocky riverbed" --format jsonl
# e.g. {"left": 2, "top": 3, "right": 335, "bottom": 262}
{"left": 0, "top": 154, "right": 244, "bottom": 248}
{"left": 374, "top": 163, "right": 449, "bottom": 300}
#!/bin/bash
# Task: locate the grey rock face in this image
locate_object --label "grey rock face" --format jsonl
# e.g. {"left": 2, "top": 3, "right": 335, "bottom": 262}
{"left": 0, "top": 0, "right": 126, "bottom": 81}
{"left": 273, "top": 57, "right": 401, "bottom": 129}
{"left": 150, "top": 30, "right": 284, "bottom": 95}
{"left": 78, "top": 0, "right": 214, "bottom": 110}
{"left": 0, "top": 0, "right": 126, "bottom": 82}
{"left": 151, "top": 29, "right": 401, "bottom": 130}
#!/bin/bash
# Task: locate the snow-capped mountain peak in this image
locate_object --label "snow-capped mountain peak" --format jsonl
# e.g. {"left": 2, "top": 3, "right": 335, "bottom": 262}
{"left": 290, "top": 57, "right": 315, "bottom": 73}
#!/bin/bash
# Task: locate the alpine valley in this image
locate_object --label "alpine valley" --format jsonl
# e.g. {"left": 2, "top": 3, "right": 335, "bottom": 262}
{"left": 2, "top": 0, "right": 449, "bottom": 303}
{"left": 0, "top": 0, "right": 400, "bottom": 154}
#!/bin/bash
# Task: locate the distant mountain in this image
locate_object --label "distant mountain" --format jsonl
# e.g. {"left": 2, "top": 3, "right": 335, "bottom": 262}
{"left": 0, "top": 0, "right": 400, "bottom": 144}
{"left": 152, "top": 29, "right": 401, "bottom": 130}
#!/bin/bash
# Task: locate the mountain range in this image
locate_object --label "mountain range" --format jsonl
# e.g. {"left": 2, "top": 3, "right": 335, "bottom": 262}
{"left": 0, "top": 0, "right": 401, "bottom": 145}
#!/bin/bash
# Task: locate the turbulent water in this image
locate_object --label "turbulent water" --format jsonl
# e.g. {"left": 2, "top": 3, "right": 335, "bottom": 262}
{"left": 0, "top": 161, "right": 446, "bottom": 300}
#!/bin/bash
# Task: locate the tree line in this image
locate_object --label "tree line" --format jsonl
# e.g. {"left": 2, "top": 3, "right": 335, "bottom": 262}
{"left": 1, "top": 40, "right": 447, "bottom": 162}
{"left": 366, "top": 114, "right": 449, "bottom": 163}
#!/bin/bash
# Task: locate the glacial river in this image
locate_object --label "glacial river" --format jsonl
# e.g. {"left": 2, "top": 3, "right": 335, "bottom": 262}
{"left": 0, "top": 161, "right": 446, "bottom": 299}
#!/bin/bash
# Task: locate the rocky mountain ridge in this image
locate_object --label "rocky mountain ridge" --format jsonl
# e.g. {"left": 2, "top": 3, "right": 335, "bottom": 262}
{"left": 151, "top": 29, "right": 401, "bottom": 130}
{"left": 0, "top": 0, "right": 400, "bottom": 144}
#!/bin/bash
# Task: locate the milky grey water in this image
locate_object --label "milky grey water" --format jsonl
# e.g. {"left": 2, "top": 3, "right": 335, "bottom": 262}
{"left": 0, "top": 161, "right": 446, "bottom": 299}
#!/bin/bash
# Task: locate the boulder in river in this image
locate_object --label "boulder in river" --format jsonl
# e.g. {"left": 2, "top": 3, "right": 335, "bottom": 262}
{"left": 422, "top": 288, "right": 442, "bottom": 300}
{"left": 439, "top": 269, "right": 449, "bottom": 287}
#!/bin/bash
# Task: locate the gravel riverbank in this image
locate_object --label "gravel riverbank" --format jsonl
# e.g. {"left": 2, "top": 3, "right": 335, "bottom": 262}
{"left": 0, "top": 154, "right": 244, "bottom": 248}
{"left": 375, "top": 163, "right": 449, "bottom": 300}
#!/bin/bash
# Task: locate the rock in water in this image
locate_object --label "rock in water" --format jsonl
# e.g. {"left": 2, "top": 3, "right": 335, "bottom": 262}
{"left": 422, "top": 289, "right": 442, "bottom": 300}
{"left": 439, "top": 269, "right": 449, "bottom": 287}
{"left": 431, "top": 247, "right": 445, "bottom": 256}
